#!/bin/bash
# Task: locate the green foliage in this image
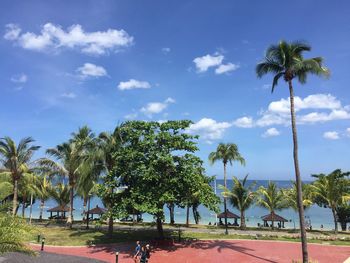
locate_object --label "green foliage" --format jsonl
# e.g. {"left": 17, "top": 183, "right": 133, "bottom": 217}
{"left": 208, "top": 143, "right": 245, "bottom": 168}
{"left": 49, "top": 183, "right": 71, "bottom": 206}
{"left": 257, "top": 181, "right": 288, "bottom": 212}
{"left": 101, "top": 120, "right": 218, "bottom": 237}
{"left": 0, "top": 214, "right": 34, "bottom": 255}
{"left": 282, "top": 182, "right": 313, "bottom": 212}
{"left": 256, "top": 40, "right": 329, "bottom": 92}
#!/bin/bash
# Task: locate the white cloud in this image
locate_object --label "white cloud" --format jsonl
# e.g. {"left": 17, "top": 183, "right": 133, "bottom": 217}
{"left": 323, "top": 131, "right": 339, "bottom": 140}
{"left": 187, "top": 118, "right": 232, "bottom": 143}
{"left": 262, "top": 128, "right": 280, "bottom": 138}
{"left": 215, "top": 63, "right": 240, "bottom": 74}
{"left": 4, "top": 23, "right": 133, "bottom": 55}
{"left": 11, "top": 73, "right": 27, "bottom": 83}
{"left": 162, "top": 47, "right": 171, "bottom": 54}
{"left": 140, "top": 97, "right": 175, "bottom": 117}
{"left": 233, "top": 116, "right": 254, "bottom": 128}
{"left": 61, "top": 92, "right": 76, "bottom": 99}
{"left": 118, "top": 79, "right": 151, "bottom": 90}
{"left": 193, "top": 54, "right": 224, "bottom": 72}
{"left": 346, "top": 128, "right": 350, "bottom": 137}
{"left": 233, "top": 94, "right": 350, "bottom": 129}
{"left": 77, "top": 63, "right": 107, "bottom": 78}
{"left": 124, "top": 112, "right": 138, "bottom": 120}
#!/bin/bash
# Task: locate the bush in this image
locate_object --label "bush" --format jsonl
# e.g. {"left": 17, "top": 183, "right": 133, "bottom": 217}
{"left": 0, "top": 213, "right": 35, "bottom": 255}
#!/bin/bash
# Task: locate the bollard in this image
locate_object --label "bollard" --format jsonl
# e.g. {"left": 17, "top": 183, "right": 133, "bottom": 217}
{"left": 115, "top": 252, "right": 119, "bottom": 263}
{"left": 37, "top": 234, "right": 41, "bottom": 243}
{"left": 41, "top": 238, "right": 45, "bottom": 251}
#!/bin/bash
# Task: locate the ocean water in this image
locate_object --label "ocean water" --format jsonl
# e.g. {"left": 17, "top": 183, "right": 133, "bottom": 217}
{"left": 26, "top": 180, "right": 336, "bottom": 230}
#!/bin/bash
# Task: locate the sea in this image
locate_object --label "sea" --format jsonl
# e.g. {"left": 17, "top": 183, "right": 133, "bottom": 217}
{"left": 27, "top": 180, "right": 336, "bottom": 230}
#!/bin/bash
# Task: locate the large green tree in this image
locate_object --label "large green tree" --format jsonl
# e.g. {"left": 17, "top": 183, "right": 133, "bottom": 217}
{"left": 310, "top": 169, "right": 350, "bottom": 233}
{"left": 256, "top": 40, "right": 329, "bottom": 263}
{"left": 104, "top": 120, "right": 218, "bottom": 238}
{"left": 0, "top": 137, "right": 40, "bottom": 216}
{"left": 223, "top": 175, "right": 255, "bottom": 229}
{"left": 208, "top": 143, "right": 245, "bottom": 235}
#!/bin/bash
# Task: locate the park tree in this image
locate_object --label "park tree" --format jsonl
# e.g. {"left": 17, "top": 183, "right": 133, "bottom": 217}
{"left": 310, "top": 169, "right": 350, "bottom": 233}
{"left": 103, "top": 120, "right": 219, "bottom": 238}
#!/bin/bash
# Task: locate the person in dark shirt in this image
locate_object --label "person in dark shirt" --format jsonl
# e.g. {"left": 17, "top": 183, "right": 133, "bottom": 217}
{"left": 134, "top": 241, "right": 141, "bottom": 262}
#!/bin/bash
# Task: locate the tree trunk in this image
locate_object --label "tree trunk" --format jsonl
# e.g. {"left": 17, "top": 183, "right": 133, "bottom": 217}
{"left": 12, "top": 179, "right": 18, "bottom": 216}
{"left": 223, "top": 162, "right": 228, "bottom": 235}
{"left": 168, "top": 203, "right": 175, "bottom": 225}
{"left": 21, "top": 198, "right": 26, "bottom": 218}
{"left": 156, "top": 215, "right": 164, "bottom": 239}
{"left": 186, "top": 205, "right": 190, "bottom": 227}
{"left": 288, "top": 81, "right": 308, "bottom": 263}
{"left": 108, "top": 215, "right": 114, "bottom": 237}
{"left": 29, "top": 193, "right": 33, "bottom": 224}
{"left": 67, "top": 185, "right": 74, "bottom": 228}
{"left": 240, "top": 210, "right": 246, "bottom": 230}
{"left": 39, "top": 199, "right": 44, "bottom": 221}
{"left": 340, "top": 221, "right": 346, "bottom": 231}
{"left": 332, "top": 208, "right": 338, "bottom": 234}
{"left": 192, "top": 206, "right": 199, "bottom": 224}
{"left": 82, "top": 197, "right": 87, "bottom": 221}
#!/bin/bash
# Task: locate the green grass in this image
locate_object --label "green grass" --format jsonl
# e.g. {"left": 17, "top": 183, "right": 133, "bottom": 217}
{"left": 28, "top": 226, "right": 350, "bottom": 247}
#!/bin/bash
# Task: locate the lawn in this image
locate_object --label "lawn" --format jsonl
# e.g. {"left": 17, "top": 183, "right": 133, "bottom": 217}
{"left": 28, "top": 225, "right": 350, "bottom": 247}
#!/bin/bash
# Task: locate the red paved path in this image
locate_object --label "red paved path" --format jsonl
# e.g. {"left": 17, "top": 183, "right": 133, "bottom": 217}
{"left": 32, "top": 240, "right": 350, "bottom": 263}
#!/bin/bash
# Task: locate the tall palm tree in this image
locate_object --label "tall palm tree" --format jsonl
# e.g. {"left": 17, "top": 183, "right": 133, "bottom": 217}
{"left": 97, "top": 128, "right": 124, "bottom": 236}
{"left": 223, "top": 175, "right": 255, "bottom": 229}
{"left": 209, "top": 143, "right": 245, "bottom": 234}
{"left": 256, "top": 40, "right": 329, "bottom": 263}
{"left": 36, "top": 173, "right": 52, "bottom": 221}
{"left": 0, "top": 137, "right": 40, "bottom": 216}
{"left": 49, "top": 183, "right": 71, "bottom": 207}
{"left": 310, "top": 169, "right": 350, "bottom": 233}
{"left": 18, "top": 172, "right": 39, "bottom": 218}
{"left": 257, "top": 181, "right": 287, "bottom": 228}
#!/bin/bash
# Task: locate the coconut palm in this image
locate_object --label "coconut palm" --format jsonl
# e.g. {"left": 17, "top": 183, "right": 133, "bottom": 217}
{"left": 256, "top": 40, "right": 329, "bottom": 263}
{"left": 49, "top": 183, "right": 70, "bottom": 207}
{"left": 223, "top": 175, "right": 256, "bottom": 229}
{"left": 36, "top": 173, "right": 52, "bottom": 221}
{"left": 97, "top": 128, "right": 123, "bottom": 235}
{"left": 310, "top": 169, "right": 350, "bottom": 233}
{"left": 209, "top": 143, "right": 245, "bottom": 235}
{"left": 282, "top": 182, "right": 313, "bottom": 212}
{"left": 0, "top": 137, "right": 40, "bottom": 216}
{"left": 18, "top": 172, "right": 39, "bottom": 218}
{"left": 257, "top": 181, "right": 287, "bottom": 228}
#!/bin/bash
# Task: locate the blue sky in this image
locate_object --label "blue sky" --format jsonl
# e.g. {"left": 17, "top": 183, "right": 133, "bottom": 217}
{"left": 1, "top": 0, "right": 350, "bottom": 180}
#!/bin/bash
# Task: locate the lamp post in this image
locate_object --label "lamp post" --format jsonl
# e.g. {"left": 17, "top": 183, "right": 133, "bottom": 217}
{"left": 86, "top": 193, "right": 92, "bottom": 229}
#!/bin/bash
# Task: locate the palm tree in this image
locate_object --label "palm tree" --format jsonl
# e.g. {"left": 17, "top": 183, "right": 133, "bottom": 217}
{"left": 223, "top": 175, "right": 255, "bottom": 229}
{"left": 257, "top": 181, "right": 287, "bottom": 228}
{"left": 36, "top": 173, "right": 52, "bottom": 221}
{"left": 256, "top": 40, "right": 329, "bottom": 263}
{"left": 209, "top": 143, "right": 245, "bottom": 234}
{"left": 18, "top": 172, "right": 39, "bottom": 218}
{"left": 282, "top": 182, "right": 313, "bottom": 212}
{"left": 0, "top": 137, "right": 40, "bottom": 216}
{"left": 97, "top": 128, "right": 123, "bottom": 236}
{"left": 49, "top": 183, "right": 71, "bottom": 207}
{"left": 310, "top": 169, "right": 350, "bottom": 233}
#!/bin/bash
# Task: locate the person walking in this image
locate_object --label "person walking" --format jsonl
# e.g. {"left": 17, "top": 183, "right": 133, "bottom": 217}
{"left": 134, "top": 241, "right": 141, "bottom": 262}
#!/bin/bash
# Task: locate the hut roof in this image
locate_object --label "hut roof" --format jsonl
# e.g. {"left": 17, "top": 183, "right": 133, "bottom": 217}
{"left": 84, "top": 205, "right": 107, "bottom": 215}
{"left": 47, "top": 205, "right": 71, "bottom": 212}
{"left": 217, "top": 209, "right": 240, "bottom": 219}
{"left": 261, "top": 212, "right": 288, "bottom": 222}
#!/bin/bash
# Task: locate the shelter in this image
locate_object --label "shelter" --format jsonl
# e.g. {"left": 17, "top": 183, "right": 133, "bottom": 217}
{"left": 261, "top": 212, "right": 288, "bottom": 228}
{"left": 47, "top": 205, "right": 71, "bottom": 220}
{"left": 217, "top": 209, "right": 240, "bottom": 226}
{"left": 84, "top": 205, "right": 107, "bottom": 220}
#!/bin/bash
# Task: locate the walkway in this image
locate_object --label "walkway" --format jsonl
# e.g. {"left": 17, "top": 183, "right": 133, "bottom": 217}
{"left": 31, "top": 240, "right": 350, "bottom": 263}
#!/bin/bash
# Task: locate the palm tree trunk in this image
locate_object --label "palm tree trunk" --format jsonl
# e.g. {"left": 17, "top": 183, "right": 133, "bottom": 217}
{"left": 186, "top": 205, "right": 190, "bottom": 226}
{"left": 67, "top": 186, "right": 74, "bottom": 228}
{"left": 332, "top": 208, "right": 338, "bottom": 234}
{"left": 39, "top": 199, "right": 44, "bottom": 221}
{"left": 21, "top": 198, "right": 26, "bottom": 218}
{"left": 223, "top": 162, "right": 228, "bottom": 235}
{"left": 29, "top": 193, "right": 33, "bottom": 224}
{"left": 82, "top": 197, "right": 87, "bottom": 221}
{"left": 12, "top": 179, "right": 18, "bottom": 216}
{"left": 240, "top": 210, "right": 246, "bottom": 230}
{"left": 288, "top": 81, "right": 308, "bottom": 263}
